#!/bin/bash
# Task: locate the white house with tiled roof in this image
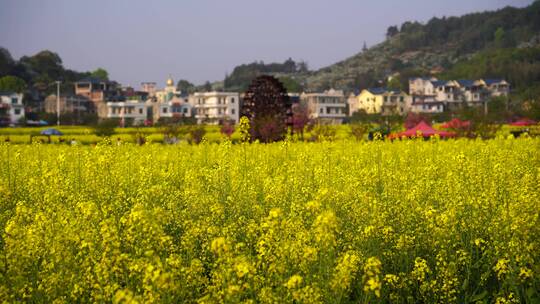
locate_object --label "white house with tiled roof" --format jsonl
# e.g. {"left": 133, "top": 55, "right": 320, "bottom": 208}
{"left": 300, "top": 89, "right": 347, "bottom": 123}
{"left": 0, "top": 92, "right": 25, "bottom": 125}
{"left": 408, "top": 77, "right": 510, "bottom": 113}
{"left": 352, "top": 88, "right": 410, "bottom": 115}
{"left": 190, "top": 91, "right": 240, "bottom": 124}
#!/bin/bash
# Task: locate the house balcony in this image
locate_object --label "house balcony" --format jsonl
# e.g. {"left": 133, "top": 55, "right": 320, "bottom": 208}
{"left": 194, "top": 104, "right": 229, "bottom": 108}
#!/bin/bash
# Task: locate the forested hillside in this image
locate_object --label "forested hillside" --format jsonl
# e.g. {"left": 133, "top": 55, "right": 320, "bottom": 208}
{"left": 223, "top": 58, "right": 308, "bottom": 92}
{"left": 304, "top": 0, "right": 540, "bottom": 92}
{"left": 0, "top": 48, "right": 110, "bottom": 105}
{"left": 441, "top": 47, "right": 540, "bottom": 100}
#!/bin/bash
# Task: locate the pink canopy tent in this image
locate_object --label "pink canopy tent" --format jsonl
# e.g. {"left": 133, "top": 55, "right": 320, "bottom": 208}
{"left": 510, "top": 118, "right": 537, "bottom": 126}
{"left": 440, "top": 118, "right": 471, "bottom": 129}
{"left": 389, "top": 121, "right": 456, "bottom": 139}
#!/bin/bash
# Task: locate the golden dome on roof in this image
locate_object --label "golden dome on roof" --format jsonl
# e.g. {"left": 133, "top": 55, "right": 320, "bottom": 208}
{"left": 166, "top": 76, "right": 174, "bottom": 87}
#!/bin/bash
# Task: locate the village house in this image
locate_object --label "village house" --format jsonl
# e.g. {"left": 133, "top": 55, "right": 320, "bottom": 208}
{"left": 105, "top": 99, "right": 148, "bottom": 125}
{"left": 44, "top": 94, "right": 95, "bottom": 115}
{"left": 140, "top": 82, "right": 157, "bottom": 96}
{"left": 456, "top": 80, "right": 489, "bottom": 104}
{"left": 300, "top": 89, "right": 347, "bottom": 124}
{"left": 74, "top": 77, "right": 120, "bottom": 104}
{"left": 0, "top": 92, "right": 25, "bottom": 125}
{"left": 482, "top": 79, "right": 510, "bottom": 97}
{"left": 74, "top": 77, "right": 122, "bottom": 119}
{"left": 190, "top": 91, "right": 240, "bottom": 124}
{"left": 352, "top": 88, "right": 410, "bottom": 116}
{"left": 141, "top": 77, "right": 193, "bottom": 123}
{"left": 154, "top": 94, "right": 192, "bottom": 123}
{"left": 408, "top": 77, "right": 511, "bottom": 113}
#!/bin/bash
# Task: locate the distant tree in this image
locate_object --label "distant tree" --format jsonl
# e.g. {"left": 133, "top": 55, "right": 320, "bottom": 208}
{"left": 387, "top": 77, "right": 403, "bottom": 90}
{"left": 278, "top": 76, "right": 303, "bottom": 93}
{"left": 386, "top": 25, "right": 399, "bottom": 39}
{"left": 94, "top": 119, "right": 119, "bottom": 137}
{"left": 310, "top": 124, "right": 336, "bottom": 142}
{"left": 389, "top": 58, "right": 405, "bottom": 71}
{"left": 297, "top": 61, "right": 309, "bottom": 73}
{"left": 19, "top": 50, "right": 64, "bottom": 81}
{"left": 220, "top": 121, "right": 235, "bottom": 138}
{"left": 353, "top": 70, "right": 379, "bottom": 89}
{"left": 404, "top": 112, "right": 429, "bottom": 129}
{"left": 485, "top": 96, "right": 514, "bottom": 123}
{"left": 0, "top": 47, "right": 15, "bottom": 76}
{"left": 90, "top": 68, "right": 109, "bottom": 80}
{"left": 350, "top": 124, "right": 370, "bottom": 141}
{"left": 203, "top": 81, "right": 212, "bottom": 92}
{"left": 0, "top": 75, "right": 27, "bottom": 93}
{"left": 283, "top": 58, "right": 297, "bottom": 73}
{"left": 291, "top": 103, "right": 310, "bottom": 139}
{"left": 362, "top": 41, "right": 368, "bottom": 52}
{"left": 188, "top": 126, "right": 206, "bottom": 144}
{"left": 176, "top": 79, "right": 195, "bottom": 93}
{"left": 241, "top": 75, "right": 291, "bottom": 142}
{"left": 494, "top": 27, "right": 506, "bottom": 48}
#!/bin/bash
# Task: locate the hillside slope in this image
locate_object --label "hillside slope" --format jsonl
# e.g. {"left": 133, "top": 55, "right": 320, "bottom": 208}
{"left": 303, "top": 1, "right": 540, "bottom": 91}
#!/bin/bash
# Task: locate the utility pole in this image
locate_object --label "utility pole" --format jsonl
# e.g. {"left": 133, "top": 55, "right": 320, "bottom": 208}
{"left": 55, "top": 81, "right": 61, "bottom": 126}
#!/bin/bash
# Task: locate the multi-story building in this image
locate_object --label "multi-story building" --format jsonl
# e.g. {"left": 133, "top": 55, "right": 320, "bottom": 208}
{"left": 105, "top": 100, "right": 148, "bottom": 125}
{"left": 154, "top": 95, "right": 193, "bottom": 123}
{"left": 0, "top": 92, "right": 25, "bottom": 125}
{"left": 482, "top": 79, "right": 510, "bottom": 97}
{"left": 74, "top": 77, "right": 119, "bottom": 104}
{"left": 353, "top": 88, "right": 410, "bottom": 116}
{"left": 408, "top": 77, "right": 510, "bottom": 113}
{"left": 190, "top": 92, "right": 240, "bottom": 124}
{"left": 144, "top": 77, "right": 194, "bottom": 123}
{"left": 44, "top": 94, "right": 95, "bottom": 114}
{"left": 155, "top": 77, "right": 178, "bottom": 103}
{"left": 300, "top": 89, "right": 347, "bottom": 124}
{"left": 456, "top": 80, "right": 490, "bottom": 104}
{"left": 409, "top": 97, "right": 445, "bottom": 114}
{"left": 75, "top": 77, "right": 122, "bottom": 119}
{"left": 409, "top": 77, "right": 437, "bottom": 96}
{"left": 141, "top": 82, "right": 157, "bottom": 96}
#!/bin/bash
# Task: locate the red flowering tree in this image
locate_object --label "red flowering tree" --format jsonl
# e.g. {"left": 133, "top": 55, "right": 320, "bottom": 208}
{"left": 405, "top": 112, "right": 429, "bottom": 129}
{"left": 241, "top": 75, "right": 292, "bottom": 142}
{"left": 292, "top": 103, "right": 310, "bottom": 140}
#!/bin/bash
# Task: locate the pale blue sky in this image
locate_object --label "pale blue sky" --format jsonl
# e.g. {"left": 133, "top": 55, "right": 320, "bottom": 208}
{"left": 0, "top": 0, "right": 533, "bottom": 88}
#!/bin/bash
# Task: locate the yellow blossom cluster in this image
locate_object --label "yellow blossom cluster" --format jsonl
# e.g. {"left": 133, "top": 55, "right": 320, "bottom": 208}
{"left": 0, "top": 137, "right": 539, "bottom": 303}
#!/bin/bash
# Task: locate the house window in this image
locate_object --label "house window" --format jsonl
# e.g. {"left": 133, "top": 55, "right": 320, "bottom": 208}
{"left": 14, "top": 109, "right": 21, "bottom": 115}
{"left": 11, "top": 98, "right": 17, "bottom": 104}
{"left": 231, "top": 108, "right": 235, "bottom": 114}
{"left": 384, "top": 96, "right": 388, "bottom": 102}
{"left": 400, "top": 97, "right": 404, "bottom": 102}
{"left": 231, "top": 98, "right": 235, "bottom": 103}
{"left": 320, "top": 108, "right": 324, "bottom": 113}
{"left": 139, "top": 108, "right": 143, "bottom": 114}
{"left": 163, "top": 108, "right": 168, "bottom": 113}
{"left": 326, "top": 108, "right": 331, "bottom": 114}
{"left": 183, "top": 108, "right": 188, "bottom": 114}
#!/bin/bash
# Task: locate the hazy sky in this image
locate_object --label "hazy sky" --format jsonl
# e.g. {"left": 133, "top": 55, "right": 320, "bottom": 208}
{"left": 0, "top": 0, "right": 533, "bottom": 88}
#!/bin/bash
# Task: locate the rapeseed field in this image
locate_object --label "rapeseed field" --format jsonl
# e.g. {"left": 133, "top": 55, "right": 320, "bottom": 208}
{"left": 0, "top": 137, "right": 538, "bottom": 303}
